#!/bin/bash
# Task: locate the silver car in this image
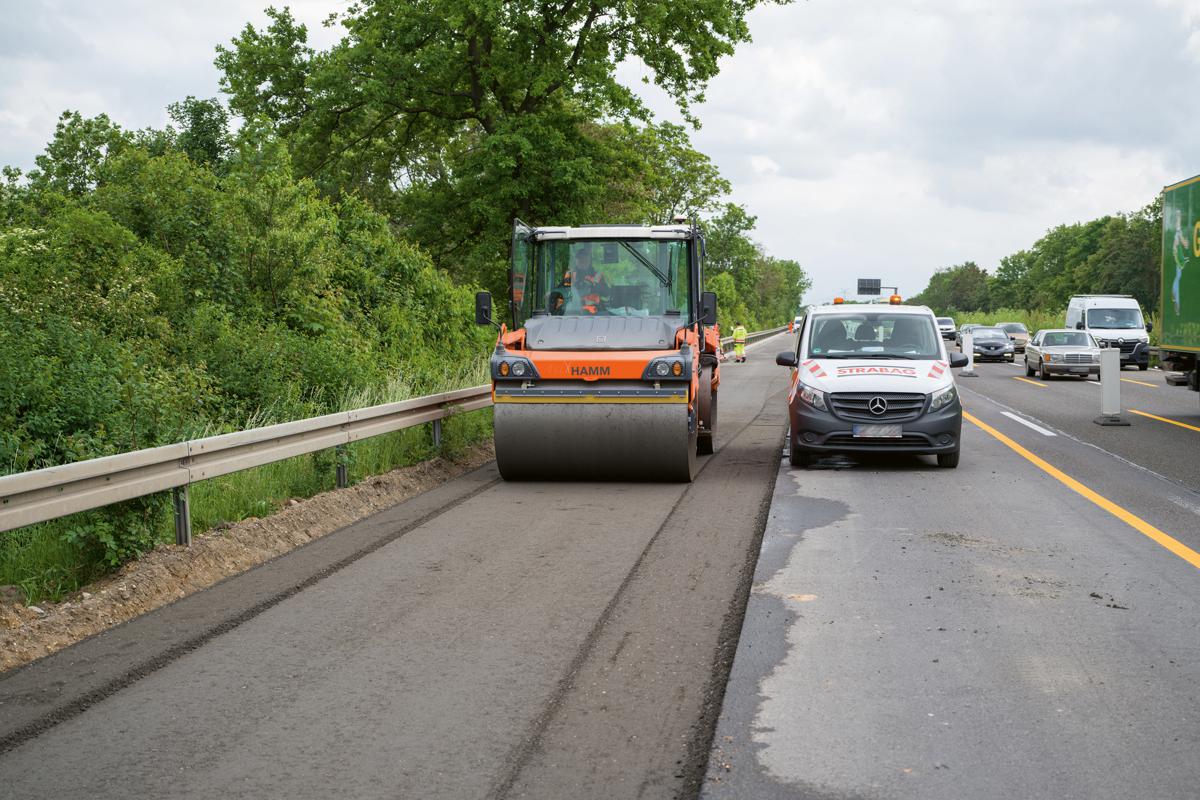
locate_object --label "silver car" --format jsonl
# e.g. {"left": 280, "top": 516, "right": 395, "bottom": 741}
{"left": 1024, "top": 329, "right": 1102, "bottom": 380}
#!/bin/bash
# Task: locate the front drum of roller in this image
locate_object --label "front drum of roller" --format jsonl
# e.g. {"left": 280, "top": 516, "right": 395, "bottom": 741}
{"left": 493, "top": 402, "right": 697, "bottom": 482}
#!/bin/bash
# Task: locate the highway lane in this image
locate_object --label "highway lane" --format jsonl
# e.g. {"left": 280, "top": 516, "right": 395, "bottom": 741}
{"left": 959, "top": 354, "right": 1200, "bottom": 492}
{"left": 0, "top": 335, "right": 794, "bottom": 800}
{"left": 705, "top": 360, "right": 1200, "bottom": 799}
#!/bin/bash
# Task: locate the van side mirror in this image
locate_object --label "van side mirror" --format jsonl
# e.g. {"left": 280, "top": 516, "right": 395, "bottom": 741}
{"left": 949, "top": 352, "right": 969, "bottom": 368}
{"left": 776, "top": 351, "right": 798, "bottom": 367}
{"left": 1146, "top": 321, "right": 1153, "bottom": 332}
{"left": 1075, "top": 321, "right": 1084, "bottom": 330}
{"left": 475, "top": 291, "right": 493, "bottom": 325}
{"left": 700, "top": 291, "right": 718, "bottom": 325}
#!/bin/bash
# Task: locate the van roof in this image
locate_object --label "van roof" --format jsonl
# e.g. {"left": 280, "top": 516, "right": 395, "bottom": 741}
{"left": 810, "top": 304, "right": 934, "bottom": 316}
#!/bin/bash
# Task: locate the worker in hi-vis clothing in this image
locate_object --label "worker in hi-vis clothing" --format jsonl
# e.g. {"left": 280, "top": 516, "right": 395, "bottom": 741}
{"left": 732, "top": 322, "right": 748, "bottom": 362}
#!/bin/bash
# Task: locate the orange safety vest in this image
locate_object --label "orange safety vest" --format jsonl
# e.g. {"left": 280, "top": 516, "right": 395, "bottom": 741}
{"left": 567, "top": 271, "right": 606, "bottom": 314}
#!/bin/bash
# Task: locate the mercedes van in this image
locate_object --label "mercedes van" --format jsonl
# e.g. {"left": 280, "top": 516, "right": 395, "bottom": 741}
{"left": 776, "top": 302, "right": 970, "bottom": 468}
{"left": 1065, "top": 295, "right": 1150, "bottom": 370}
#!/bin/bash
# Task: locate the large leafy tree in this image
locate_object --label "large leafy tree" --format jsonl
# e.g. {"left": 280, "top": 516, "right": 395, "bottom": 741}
{"left": 215, "top": 0, "right": 785, "bottom": 291}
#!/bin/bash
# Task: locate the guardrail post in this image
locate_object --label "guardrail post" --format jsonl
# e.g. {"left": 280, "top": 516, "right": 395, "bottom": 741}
{"left": 1094, "top": 347, "right": 1129, "bottom": 426}
{"left": 172, "top": 486, "right": 192, "bottom": 547}
{"left": 959, "top": 333, "right": 978, "bottom": 378}
{"left": 335, "top": 445, "right": 349, "bottom": 488}
{"left": 432, "top": 418, "right": 443, "bottom": 450}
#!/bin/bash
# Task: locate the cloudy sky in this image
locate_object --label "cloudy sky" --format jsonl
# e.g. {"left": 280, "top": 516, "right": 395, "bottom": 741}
{"left": 3, "top": 1, "right": 1200, "bottom": 303}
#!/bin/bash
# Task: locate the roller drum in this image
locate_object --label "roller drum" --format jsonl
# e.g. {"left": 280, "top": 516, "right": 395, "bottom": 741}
{"left": 494, "top": 402, "right": 697, "bottom": 481}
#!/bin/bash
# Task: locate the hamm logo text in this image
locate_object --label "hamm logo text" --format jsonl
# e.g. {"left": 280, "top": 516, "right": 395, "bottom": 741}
{"left": 570, "top": 365, "right": 611, "bottom": 377}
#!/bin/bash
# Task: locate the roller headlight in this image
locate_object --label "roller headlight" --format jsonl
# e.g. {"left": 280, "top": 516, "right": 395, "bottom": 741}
{"left": 491, "top": 355, "right": 539, "bottom": 380}
{"left": 798, "top": 383, "right": 828, "bottom": 411}
{"left": 642, "top": 356, "right": 690, "bottom": 381}
{"left": 929, "top": 384, "right": 957, "bottom": 411}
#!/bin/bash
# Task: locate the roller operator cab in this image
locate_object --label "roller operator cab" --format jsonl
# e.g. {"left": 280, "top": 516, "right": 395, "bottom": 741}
{"left": 475, "top": 221, "right": 721, "bottom": 481}
{"left": 776, "top": 304, "right": 970, "bottom": 469}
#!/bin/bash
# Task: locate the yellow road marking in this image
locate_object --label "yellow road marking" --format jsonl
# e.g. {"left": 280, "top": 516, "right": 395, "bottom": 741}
{"left": 1129, "top": 409, "right": 1200, "bottom": 433}
{"left": 963, "top": 411, "right": 1200, "bottom": 570}
{"left": 1120, "top": 378, "right": 1157, "bottom": 388}
{"left": 1012, "top": 376, "right": 1047, "bottom": 388}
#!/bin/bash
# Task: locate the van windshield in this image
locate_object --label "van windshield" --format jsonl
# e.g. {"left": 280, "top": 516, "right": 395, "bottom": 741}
{"left": 1086, "top": 308, "right": 1143, "bottom": 329}
{"left": 808, "top": 313, "right": 941, "bottom": 359}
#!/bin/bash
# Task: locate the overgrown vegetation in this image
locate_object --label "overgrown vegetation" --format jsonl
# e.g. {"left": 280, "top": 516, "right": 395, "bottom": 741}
{"left": 911, "top": 199, "right": 1162, "bottom": 317}
{"left": 1, "top": 1, "right": 808, "bottom": 600}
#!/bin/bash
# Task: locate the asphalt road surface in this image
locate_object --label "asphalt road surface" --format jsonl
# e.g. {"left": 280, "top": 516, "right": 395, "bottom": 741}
{"left": 0, "top": 334, "right": 793, "bottom": 800}
{"left": 705, "top": 354, "right": 1200, "bottom": 800}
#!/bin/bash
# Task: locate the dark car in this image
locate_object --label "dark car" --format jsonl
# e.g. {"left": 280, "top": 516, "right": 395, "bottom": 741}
{"left": 968, "top": 327, "right": 1015, "bottom": 362}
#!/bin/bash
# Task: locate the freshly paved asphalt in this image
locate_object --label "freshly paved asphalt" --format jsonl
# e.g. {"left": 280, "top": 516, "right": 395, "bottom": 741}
{"left": 0, "top": 334, "right": 793, "bottom": 800}
{"left": 704, "top": 355, "right": 1200, "bottom": 799}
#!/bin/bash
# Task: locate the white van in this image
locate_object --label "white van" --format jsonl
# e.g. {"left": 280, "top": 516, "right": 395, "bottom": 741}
{"left": 776, "top": 302, "right": 970, "bottom": 468}
{"left": 1065, "top": 295, "right": 1150, "bottom": 370}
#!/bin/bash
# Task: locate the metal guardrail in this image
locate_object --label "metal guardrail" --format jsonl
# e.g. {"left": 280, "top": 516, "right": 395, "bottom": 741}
{"left": 0, "top": 385, "right": 492, "bottom": 544}
{"left": 0, "top": 325, "right": 792, "bottom": 545}
{"left": 721, "top": 325, "right": 789, "bottom": 348}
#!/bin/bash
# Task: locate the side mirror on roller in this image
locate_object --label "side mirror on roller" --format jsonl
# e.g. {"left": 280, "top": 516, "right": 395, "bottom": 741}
{"left": 948, "top": 352, "right": 969, "bottom": 368}
{"left": 700, "top": 291, "right": 718, "bottom": 325}
{"left": 475, "top": 291, "right": 493, "bottom": 325}
{"left": 776, "top": 351, "right": 798, "bottom": 367}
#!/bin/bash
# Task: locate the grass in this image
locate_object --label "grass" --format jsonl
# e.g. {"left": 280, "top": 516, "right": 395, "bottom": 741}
{"left": 945, "top": 308, "right": 1066, "bottom": 335}
{"left": 0, "top": 363, "right": 492, "bottom": 604}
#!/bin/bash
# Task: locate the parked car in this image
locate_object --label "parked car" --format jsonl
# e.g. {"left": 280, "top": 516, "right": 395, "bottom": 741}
{"left": 996, "top": 322, "right": 1030, "bottom": 353}
{"left": 777, "top": 303, "right": 969, "bottom": 468}
{"left": 936, "top": 317, "right": 956, "bottom": 340}
{"left": 969, "top": 326, "right": 1015, "bottom": 362}
{"left": 955, "top": 323, "right": 982, "bottom": 348}
{"left": 1024, "top": 329, "right": 1102, "bottom": 380}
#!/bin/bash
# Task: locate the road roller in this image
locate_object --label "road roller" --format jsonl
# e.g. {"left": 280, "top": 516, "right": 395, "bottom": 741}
{"left": 474, "top": 220, "right": 722, "bottom": 481}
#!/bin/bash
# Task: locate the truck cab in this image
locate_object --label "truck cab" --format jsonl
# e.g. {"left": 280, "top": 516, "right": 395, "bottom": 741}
{"left": 1065, "top": 295, "right": 1150, "bottom": 370}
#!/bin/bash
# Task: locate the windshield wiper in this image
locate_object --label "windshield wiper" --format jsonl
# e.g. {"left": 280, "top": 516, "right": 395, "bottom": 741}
{"left": 618, "top": 241, "right": 670, "bottom": 286}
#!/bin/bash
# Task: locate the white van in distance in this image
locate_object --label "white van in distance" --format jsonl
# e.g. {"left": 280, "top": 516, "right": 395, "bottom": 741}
{"left": 1065, "top": 295, "right": 1150, "bottom": 370}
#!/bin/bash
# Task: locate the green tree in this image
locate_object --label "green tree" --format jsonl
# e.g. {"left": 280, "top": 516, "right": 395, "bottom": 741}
{"left": 215, "top": 1, "right": 786, "bottom": 292}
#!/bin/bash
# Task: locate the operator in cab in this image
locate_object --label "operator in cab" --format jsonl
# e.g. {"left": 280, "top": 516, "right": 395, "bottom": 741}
{"left": 564, "top": 247, "right": 610, "bottom": 314}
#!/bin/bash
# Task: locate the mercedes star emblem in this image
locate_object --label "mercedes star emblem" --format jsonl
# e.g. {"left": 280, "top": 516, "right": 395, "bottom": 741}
{"left": 868, "top": 396, "right": 888, "bottom": 415}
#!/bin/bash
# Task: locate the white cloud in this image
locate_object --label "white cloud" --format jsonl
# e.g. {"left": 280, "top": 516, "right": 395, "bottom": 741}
{"left": 2, "top": 0, "right": 1197, "bottom": 306}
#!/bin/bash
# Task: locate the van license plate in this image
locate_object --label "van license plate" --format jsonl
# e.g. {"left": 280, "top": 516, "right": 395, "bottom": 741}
{"left": 853, "top": 424, "right": 902, "bottom": 438}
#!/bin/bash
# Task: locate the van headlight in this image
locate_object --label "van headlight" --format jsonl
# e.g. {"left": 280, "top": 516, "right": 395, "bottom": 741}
{"left": 929, "top": 385, "right": 957, "bottom": 411}
{"left": 798, "top": 383, "right": 828, "bottom": 411}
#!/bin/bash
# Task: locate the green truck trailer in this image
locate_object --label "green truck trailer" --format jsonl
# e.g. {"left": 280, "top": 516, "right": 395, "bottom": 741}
{"left": 1161, "top": 175, "right": 1200, "bottom": 400}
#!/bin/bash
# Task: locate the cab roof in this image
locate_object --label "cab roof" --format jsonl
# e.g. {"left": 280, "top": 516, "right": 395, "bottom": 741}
{"left": 531, "top": 224, "right": 694, "bottom": 240}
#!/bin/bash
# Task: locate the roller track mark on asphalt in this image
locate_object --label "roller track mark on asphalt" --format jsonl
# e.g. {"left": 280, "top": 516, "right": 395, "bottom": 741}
{"left": 1129, "top": 409, "right": 1200, "bottom": 433}
{"left": 963, "top": 411, "right": 1200, "bottom": 570}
